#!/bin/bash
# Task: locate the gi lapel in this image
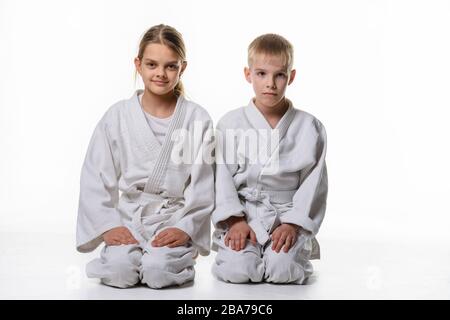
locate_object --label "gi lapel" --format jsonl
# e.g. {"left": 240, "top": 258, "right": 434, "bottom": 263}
{"left": 244, "top": 99, "right": 296, "bottom": 175}
{"left": 143, "top": 94, "right": 187, "bottom": 194}
{"left": 126, "top": 90, "right": 162, "bottom": 160}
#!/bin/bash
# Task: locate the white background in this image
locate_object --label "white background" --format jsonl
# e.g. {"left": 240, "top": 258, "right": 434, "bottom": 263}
{"left": 1, "top": 0, "right": 449, "bottom": 299}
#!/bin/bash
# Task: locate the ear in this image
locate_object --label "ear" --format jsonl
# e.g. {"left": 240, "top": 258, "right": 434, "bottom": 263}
{"left": 134, "top": 57, "right": 142, "bottom": 75}
{"left": 244, "top": 67, "right": 252, "bottom": 84}
{"left": 180, "top": 61, "right": 187, "bottom": 76}
{"left": 288, "top": 69, "right": 296, "bottom": 85}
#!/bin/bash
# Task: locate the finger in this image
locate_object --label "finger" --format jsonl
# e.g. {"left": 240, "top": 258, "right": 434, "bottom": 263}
{"left": 130, "top": 235, "right": 139, "bottom": 244}
{"left": 111, "top": 235, "right": 121, "bottom": 241}
{"left": 233, "top": 234, "right": 240, "bottom": 251}
{"left": 179, "top": 236, "right": 189, "bottom": 246}
{"left": 118, "top": 230, "right": 129, "bottom": 237}
{"left": 235, "top": 234, "right": 241, "bottom": 251}
{"left": 123, "top": 229, "right": 134, "bottom": 237}
{"left": 152, "top": 234, "right": 170, "bottom": 247}
{"left": 117, "top": 234, "right": 129, "bottom": 244}
{"left": 156, "top": 230, "right": 171, "bottom": 241}
{"left": 159, "top": 235, "right": 177, "bottom": 247}
{"left": 112, "top": 236, "right": 125, "bottom": 245}
{"left": 121, "top": 236, "right": 132, "bottom": 245}
{"left": 275, "top": 234, "right": 287, "bottom": 253}
{"left": 167, "top": 239, "right": 183, "bottom": 248}
{"left": 271, "top": 234, "right": 280, "bottom": 250}
{"left": 228, "top": 233, "right": 234, "bottom": 250}
{"left": 125, "top": 232, "right": 138, "bottom": 243}
{"left": 240, "top": 233, "right": 246, "bottom": 250}
{"left": 151, "top": 240, "right": 158, "bottom": 247}
{"left": 276, "top": 234, "right": 287, "bottom": 252}
{"left": 160, "top": 238, "right": 176, "bottom": 247}
{"left": 107, "top": 239, "right": 121, "bottom": 246}
{"left": 291, "top": 234, "right": 298, "bottom": 247}
{"left": 113, "top": 233, "right": 124, "bottom": 241}
{"left": 234, "top": 236, "right": 241, "bottom": 251}
{"left": 225, "top": 233, "right": 230, "bottom": 247}
{"left": 153, "top": 237, "right": 170, "bottom": 247}
{"left": 126, "top": 237, "right": 138, "bottom": 245}
{"left": 283, "top": 236, "right": 292, "bottom": 253}
{"left": 154, "top": 230, "right": 169, "bottom": 240}
{"left": 155, "top": 233, "right": 173, "bottom": 241}
{"left": 167, "top": 235, "right": 186, "bottom": 247}
{"left": 154, "top": 233, "right": 171, "bottom": 245}
{"left": 271, "top": 238, "right": 277, "bottom": 251}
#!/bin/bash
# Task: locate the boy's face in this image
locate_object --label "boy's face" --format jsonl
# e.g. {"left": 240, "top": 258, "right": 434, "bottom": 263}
{"left": 134, "top": 43, "right": 186, "bottom": 97}
{"left": 244, "top": 53, "right": 296, "bottom": 109}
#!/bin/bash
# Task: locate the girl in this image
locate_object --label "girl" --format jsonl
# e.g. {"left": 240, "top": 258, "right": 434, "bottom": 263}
{"left": 76, "top": 24, "right": 214, "bottom": 289}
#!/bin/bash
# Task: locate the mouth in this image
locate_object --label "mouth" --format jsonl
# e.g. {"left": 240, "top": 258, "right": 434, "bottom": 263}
{"left": 262, "top": 92, "right": 277, "bottom": 96}
{"left": 152, "top": 80, "right": 169, "bottom": 85}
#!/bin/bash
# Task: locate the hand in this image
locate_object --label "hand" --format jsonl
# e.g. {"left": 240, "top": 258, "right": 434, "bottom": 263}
{"left": 102, "top": 227, "right": 138, "bottom": 246}
{"left": 224, "top": 216, "right": 257, "bottom": 251}
{"left": 151, "top": 228, "right": 190, "bottom": 248}
{"left": 271, "top": 223, "right": 300, "bottom": 253}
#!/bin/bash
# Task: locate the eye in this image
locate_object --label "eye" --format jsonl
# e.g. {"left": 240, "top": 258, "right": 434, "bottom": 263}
{"left": 146, "top": 63, "right": 156, "bottom": 68}
{"left": 256, "top": 71, "right": 265, "bottom": 76}
{"left": 167, "top": 64, "right": 179, "bottom": 70}
{"left": 276, "top": 73, "right": 287, "bottom": 78}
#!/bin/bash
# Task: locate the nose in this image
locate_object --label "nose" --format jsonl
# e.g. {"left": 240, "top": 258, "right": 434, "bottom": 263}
{"left": 266, "top": 77, "right": 276, "bottom": 89}
{"left": 156, "top": 66, "right": 167, "bottom": 79}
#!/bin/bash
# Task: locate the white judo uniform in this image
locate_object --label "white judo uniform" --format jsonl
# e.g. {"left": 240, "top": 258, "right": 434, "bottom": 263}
{"left": 212, "top": 99, "right": 328, "bottom": 284}
{"left": 76, "top": 90, "right": 214, "bottom": 289}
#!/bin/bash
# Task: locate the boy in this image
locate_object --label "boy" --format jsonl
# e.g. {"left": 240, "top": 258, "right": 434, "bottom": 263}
{"left": 211, "top": 34, "right": 328, "bottom": 284}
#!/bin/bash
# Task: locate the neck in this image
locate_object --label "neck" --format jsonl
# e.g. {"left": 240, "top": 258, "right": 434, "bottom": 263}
{"left": 253, "top": 97, "right": 289, "bottom": 128}
{"left": 141, "top": 89, "right": 178, "bottom": 118}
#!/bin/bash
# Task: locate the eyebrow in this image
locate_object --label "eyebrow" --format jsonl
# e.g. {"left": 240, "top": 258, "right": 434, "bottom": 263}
{"left": 143, "top": 59, "right": 179, "bottom": 65}
{"left": 254, "top": 68, "right": 287, "bottom": 73}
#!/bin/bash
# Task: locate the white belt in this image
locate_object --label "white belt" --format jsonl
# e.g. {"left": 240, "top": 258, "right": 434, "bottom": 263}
{"left": 238, "top": 187, "right": 296, "bottom": 245}
{"left": 123, "top": 191, "right": 184, "bottom": 243}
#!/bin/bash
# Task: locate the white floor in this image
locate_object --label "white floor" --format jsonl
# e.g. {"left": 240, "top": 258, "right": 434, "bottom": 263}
{"left": 0, "top": 232, "right": 449, "bottom": 299}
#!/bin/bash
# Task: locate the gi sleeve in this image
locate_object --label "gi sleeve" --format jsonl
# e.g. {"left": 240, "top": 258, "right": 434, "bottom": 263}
{"left": 280, "top": 119, "right": 328, "bottom": 235}
{"left": 210, "top": 120, "right": 246, "bottom": 229}
{"left": 76, "top": 117, "right": 123, "bottom": 253}
{"left": 174, "top": 119, "right": 215, "bottom": 256}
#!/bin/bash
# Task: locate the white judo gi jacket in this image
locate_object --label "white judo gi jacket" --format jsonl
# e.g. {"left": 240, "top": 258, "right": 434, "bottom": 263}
{"left": 76, "top": 90, "right": 215, "bottom": 256}
{"left": 212, "top": 99, "right": 328, "bottom": 259}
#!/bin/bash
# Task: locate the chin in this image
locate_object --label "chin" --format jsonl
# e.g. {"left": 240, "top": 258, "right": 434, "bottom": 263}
{"left": 149, "top": 87, "right": 172, "bottom": 96}
{"left": 260, "top": 98, "right": 281, "bottom": 108}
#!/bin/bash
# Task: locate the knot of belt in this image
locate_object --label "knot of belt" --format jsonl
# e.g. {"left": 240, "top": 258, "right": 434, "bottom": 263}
{"left": 126, "top": 191, "right": 183, "bottom": 242}
{"left": 237, "top": 187, "right": 296, "bottom": 245}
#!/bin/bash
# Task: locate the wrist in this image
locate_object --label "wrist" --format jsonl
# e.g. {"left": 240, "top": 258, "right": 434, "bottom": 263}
{"left": 225, "top": 216, "right": 246, "bottom": 227}
{"left": 285, "top": 223, "right": 301, "bottom": 231}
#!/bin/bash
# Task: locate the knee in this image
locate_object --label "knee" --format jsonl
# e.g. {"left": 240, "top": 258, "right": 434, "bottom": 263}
{"left": 213, "top": 251, "right": 264, "bottom": 283}
{"left": 86, "top": 245, "right": 142, "bottom": 288}
{"left": 101, "top": 260, "right": 140, "bottom": 288}
{"left": 140, "top": 254, "right": 194, "bottom": 289}
{"left": 263, "top": 251, "right": 312, "bottom": 284}
{"left": 140, "top": 266, "right": 167, "bottom": 289}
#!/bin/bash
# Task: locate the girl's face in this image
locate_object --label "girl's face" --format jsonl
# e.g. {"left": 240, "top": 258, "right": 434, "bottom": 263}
{"left": 135, "top": 43, "right": 186, "bottom": 97}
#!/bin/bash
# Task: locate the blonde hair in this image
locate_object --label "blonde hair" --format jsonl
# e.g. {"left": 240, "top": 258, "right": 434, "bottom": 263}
{"left": 136, "top": 24, "right": 186, "bottom": 97}
{"left": 248, "top": 33, "right": 294, "bottom": 71}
